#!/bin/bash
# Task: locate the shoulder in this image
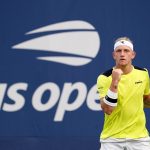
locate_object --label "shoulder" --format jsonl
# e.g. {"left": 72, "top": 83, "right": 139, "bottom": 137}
{"left": 134, "top": 66, "right": 147, "bottom": 72}
{"left": 134, "top": 66, "right": 149, "bottom": 75}
{"left": 97, "top": 68, "right": 113, "bottom": 83}
{"left": 101, "top": 68, "right": 113, "bottom": 77}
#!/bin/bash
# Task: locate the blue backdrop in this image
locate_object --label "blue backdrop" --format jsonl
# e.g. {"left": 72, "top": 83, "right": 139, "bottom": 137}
{"left": 0, "top": 0, "right": 150, "bottom": 149}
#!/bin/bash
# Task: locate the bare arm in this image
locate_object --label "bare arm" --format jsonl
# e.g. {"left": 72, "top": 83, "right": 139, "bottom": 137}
{"left": 144, "top": 94, "right": 150, "bottom": 108}
{"left": 101, "top": 69, "right": 123, "bottom": 115}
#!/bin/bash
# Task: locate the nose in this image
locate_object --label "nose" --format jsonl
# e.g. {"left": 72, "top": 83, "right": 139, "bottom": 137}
{"left": 120, "top": 50, "right": 125, "bottom": 56}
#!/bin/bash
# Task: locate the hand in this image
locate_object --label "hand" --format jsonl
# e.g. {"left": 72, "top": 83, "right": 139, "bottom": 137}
{"left": 112, "top": 69, "right": 123, "bottom": 82}
{"left": 110, "top": 69, "right": 123, "bottom": 90}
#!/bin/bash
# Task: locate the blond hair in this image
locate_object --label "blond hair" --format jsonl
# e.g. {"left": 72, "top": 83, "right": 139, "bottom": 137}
{"left": 114, "top": 37, "right": 133, "bottom": 44}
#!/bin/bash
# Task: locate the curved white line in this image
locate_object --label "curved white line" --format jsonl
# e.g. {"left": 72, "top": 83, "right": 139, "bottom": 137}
{"left": 37, "top": 56, "right": 92, "bottom": 66}
{"left": 12, "top": 31, "right": 100, "bottom": 58}
{"left": 26, "top": 20, "right": 95, "bottom": 35}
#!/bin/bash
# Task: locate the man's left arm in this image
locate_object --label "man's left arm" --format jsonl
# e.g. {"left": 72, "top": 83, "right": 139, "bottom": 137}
{"left": 144, "top": 94, "right": 150, "bottom": 108}
{"left": 144, "top": 69, "right": 150, "bottom": 108}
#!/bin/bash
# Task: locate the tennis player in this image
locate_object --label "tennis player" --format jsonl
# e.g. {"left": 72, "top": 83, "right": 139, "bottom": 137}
{"left": 97, "top": 37, "right": 150, "bottom": 150}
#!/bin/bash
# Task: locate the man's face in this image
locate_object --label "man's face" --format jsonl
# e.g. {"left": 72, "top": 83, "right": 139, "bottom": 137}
{"left": 113, "top": 45, "right": 136, "bottom": 67}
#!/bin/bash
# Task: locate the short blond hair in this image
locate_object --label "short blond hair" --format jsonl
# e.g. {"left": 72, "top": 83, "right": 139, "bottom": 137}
{"left": 114, "top": 37, "right": 133, "bottom": 44}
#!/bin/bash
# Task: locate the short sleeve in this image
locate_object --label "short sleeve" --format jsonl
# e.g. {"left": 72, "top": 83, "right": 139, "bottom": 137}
{"left": 97, "top": 74, "right": 110, "bottom": 99}
{"left": 144, "top": 69, "right": 150, "bottom": 95}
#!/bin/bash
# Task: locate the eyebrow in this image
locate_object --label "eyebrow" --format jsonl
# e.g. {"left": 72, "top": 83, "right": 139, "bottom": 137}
{"left": 115, "top": 48, "right": 130, "bottom": 52}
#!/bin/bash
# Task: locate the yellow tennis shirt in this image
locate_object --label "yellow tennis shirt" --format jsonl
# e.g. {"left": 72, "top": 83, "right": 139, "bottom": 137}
{"left": 97, "top": 66, "right": 150, "bottom": 139}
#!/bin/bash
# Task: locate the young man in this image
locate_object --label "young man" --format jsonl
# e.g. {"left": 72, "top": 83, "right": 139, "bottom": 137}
{"left": 97, "top": 37, "right": 150, "bottom": 150}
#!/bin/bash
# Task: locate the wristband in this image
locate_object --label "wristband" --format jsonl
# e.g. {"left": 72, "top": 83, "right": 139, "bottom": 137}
{"left": 107, "top": 89, "right": 118, "bottom": 99}
{"left": 103, "top": 89, "right": 118, "bottom": 107}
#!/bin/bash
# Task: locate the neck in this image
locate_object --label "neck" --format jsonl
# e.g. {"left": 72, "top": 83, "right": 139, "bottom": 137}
{"left": 115, "top": 65, "right": 133, "bottom": 74}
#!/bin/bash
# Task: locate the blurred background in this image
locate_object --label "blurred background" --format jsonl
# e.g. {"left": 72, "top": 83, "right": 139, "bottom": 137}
{"left": 0, "top": 0, "right": 150, "bottom": 149}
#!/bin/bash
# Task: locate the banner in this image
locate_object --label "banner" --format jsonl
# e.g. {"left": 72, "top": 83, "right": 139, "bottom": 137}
{"left": 0, "top": 0, "right": 150, "bottom": 149}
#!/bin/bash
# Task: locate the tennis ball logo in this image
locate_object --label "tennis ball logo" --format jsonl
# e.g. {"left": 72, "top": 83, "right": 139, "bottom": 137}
{"left": 12, "top": 20, "right": 100, "bottom": 66}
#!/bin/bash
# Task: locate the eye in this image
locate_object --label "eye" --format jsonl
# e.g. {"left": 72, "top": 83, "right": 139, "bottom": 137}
{"left": 124, "top": 49, "right": 130, "bottom": 52}
{"left": 116, "top": 49, "right": 121, "bottom": 52}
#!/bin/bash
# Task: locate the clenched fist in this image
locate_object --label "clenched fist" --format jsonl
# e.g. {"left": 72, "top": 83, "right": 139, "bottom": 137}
{"left": 112, "top": 69, "right": 123, "bottom": 82}
{"left": 111, "top": 69, "right": 123, "bottom": 90}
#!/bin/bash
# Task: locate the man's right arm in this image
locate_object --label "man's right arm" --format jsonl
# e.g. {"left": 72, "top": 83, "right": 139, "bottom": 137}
{"left": 100, "top": 69, "right": 123, "bottom": 115}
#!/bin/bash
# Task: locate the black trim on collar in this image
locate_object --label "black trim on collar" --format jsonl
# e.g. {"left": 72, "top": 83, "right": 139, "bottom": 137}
{"left": 102, "top": 69, "right": 113, "bottom": 77}
{"left": 134, "top": 66, "right": 146, "bottom": 71}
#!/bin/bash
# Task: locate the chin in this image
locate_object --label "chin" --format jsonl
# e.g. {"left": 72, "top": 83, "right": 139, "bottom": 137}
{"left": 118, "top": 63, "right": 127, "bottom": 67}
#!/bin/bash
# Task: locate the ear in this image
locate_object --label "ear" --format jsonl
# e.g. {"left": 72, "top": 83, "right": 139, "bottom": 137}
{"left": 112, "top": 51, "right": 116, "bottom": 60}
{"left": 131, "top": 51, "right": 136, "bottom": 59}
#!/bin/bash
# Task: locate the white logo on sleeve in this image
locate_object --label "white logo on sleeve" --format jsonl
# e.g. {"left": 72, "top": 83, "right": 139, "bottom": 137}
{"left": 12, "top": 20, "right": 100, "bottom": 66}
